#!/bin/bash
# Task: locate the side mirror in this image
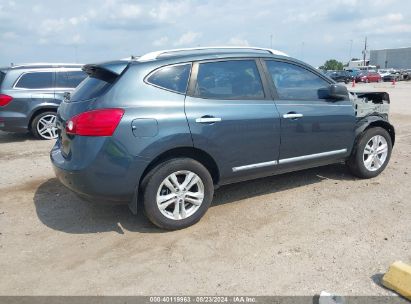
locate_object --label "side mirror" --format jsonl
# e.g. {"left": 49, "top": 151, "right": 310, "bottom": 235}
{"left": 328, "top": 84, "right": 348, "bottom": 100}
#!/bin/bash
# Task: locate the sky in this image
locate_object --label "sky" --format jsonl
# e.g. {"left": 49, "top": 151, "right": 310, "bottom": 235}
{"left": 1, "top": 0, "right": 411, "bottom": 67}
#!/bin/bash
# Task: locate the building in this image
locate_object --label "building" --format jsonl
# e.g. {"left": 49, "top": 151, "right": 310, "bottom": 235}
{"left": 347, "top": 59, "right": 369, "bottom": 68}
{"left": 370, "top": 47, "right": 411, "bottom": 69}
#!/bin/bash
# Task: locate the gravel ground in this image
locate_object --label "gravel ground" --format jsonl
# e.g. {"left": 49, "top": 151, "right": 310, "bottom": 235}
{"left": 0, "top": 82, "right": 410, "bottom": 296}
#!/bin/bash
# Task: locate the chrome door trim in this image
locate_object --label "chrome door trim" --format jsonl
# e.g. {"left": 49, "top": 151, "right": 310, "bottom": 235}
{"left": 195, "top": 117, "right": 222, "bottom": 123}
{"left": 278, "top": 149, "right": 347, "bottom": 164}
{"left": 283, "top": 113, "right": 303, "bottom": 119}
{"left": 232, "top": 160, "right": 278, "bottom": 172}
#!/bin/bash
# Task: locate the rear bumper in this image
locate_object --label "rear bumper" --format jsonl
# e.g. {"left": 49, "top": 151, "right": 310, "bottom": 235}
{"left": 50, "top": 139, "right": 149, "bottom": 204}
{"left": 0, "top": 114, "right": 29, "bottom": 132}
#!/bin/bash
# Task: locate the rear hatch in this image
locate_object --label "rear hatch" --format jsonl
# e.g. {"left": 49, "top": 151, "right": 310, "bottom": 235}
{"left": 57, "top": 60, "right": 129, "bottom": 156}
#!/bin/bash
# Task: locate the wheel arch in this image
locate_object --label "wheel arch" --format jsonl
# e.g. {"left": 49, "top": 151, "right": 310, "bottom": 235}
{"left": 28, "top": 106, "right": 58, "bottom": 131}
{"left": 128, "top": 146, "right": 220, "bottom": 215}
{"left": 140, "top": 147, "right": 220, "bottom": 186}
{"left": 353, "top": 116, "right": 395, "bottom": 155}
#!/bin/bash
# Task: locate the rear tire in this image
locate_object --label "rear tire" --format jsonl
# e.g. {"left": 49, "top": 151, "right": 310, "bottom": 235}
{"left": 347, "top": 127, "right": 392, "bottom": 179}
{"left": 141, "top": 158, "right": 214, "bottom": 230}
{"left": 31, "top": 111, "right": 58, "bottom": 140}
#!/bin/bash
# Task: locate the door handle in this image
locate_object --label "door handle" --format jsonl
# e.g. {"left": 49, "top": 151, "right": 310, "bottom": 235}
{"left": 283, "top": 113, "right": 303, "bottom": 119}
{"left": 195, "top": 116, "right": 222, "bottom": 124}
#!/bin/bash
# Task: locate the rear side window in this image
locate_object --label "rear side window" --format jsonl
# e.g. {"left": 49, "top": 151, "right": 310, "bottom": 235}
{"left": 15, "top": 72, "right": 53, "bottom": 89}
{"left": 56, "top": 71, "right": 87, "bottom": 88}
{"left": 194, "top": 60, "right": 264, "bottom": 99}
{"left": 146, "top": 64, "right": 191, "bottom": 94}
{"left": 265, "top": 60, "right": 330, "bottom": 100}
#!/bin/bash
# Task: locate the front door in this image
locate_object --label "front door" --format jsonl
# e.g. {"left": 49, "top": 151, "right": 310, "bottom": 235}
{"left": 185, "top": 59, "right": 281, "bottom": 184}
{"left": 263, "top": 59, "right": 356, "bottom": 169}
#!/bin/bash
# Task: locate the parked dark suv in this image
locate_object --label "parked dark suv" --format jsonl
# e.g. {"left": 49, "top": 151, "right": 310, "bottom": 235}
{"left": 0, "top": 64, "right": 86, "bottom": 139}
{"left": 325, "top": 70, "right": 353, "bottom": 84}
{"left": 51, "top": 47, "right": 394, "bottom": 230}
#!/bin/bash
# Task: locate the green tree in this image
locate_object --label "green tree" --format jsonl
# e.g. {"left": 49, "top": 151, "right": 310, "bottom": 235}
{"left": 320, "top": 59, "right": 344, "bottom": 71}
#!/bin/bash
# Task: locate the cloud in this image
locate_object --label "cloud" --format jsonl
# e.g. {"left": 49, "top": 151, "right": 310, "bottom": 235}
{"left": 0, "top": 0, "right": 411, "bottom": 67}
{"left": 174, "top": 31, "right": 201, "bottom": 46}
{"left": 227, "top": 37, "right": 250, "bottom": 46}
{"left": 153, "top": 36, "right": 169, "bottom": 47}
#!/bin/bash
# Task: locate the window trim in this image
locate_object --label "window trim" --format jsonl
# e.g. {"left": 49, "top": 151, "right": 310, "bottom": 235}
{"left": 186, "top": 58, "right": 270, "bottom": 101}
{"left": 13, "top": 70, "right": 56, "bottom": 91}
{"left": 261, "top": 59, "right": 334, "bottom": 101}
{"left": 144, "top": 62, "right": 193, "bottom": 95}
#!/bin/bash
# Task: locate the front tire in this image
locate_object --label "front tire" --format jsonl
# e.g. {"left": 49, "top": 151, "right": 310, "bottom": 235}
{"left": 141, "top": 158, "right": 214, "bottom": 230}
{"left": 347, "top": 127, "right": 392, "bottom": 178}
{"left": 31, "top": 111, "right": 58, "bottom": 140}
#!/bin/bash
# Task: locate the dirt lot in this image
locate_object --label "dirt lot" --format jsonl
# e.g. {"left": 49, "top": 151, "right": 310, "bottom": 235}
{"left": 0, "top": 82, "right": 410, "bottom": 296}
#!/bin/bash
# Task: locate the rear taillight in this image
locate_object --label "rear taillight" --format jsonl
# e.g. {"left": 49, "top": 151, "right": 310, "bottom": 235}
{"left": 66, "top": 108, "right": 124, "bottom": 136}
{"left": 0, "top": 94, "right": 13, "bottom": 107}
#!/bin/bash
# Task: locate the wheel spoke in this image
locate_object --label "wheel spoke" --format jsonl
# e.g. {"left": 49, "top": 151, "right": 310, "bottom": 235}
{"left": 374, "top": 156, "right": 383, "bottom": 168}
{"left": 376, "top": 144, "right": 388, "bottom": 154}
{"left": 173, "top": 200, "right": 180, "bottom": 219}
{"left": 364, "top": 155, "right": 373, "bottom": 168}
{"left": 187, "top": 176, "right": 200, "bottom": 191}
{"left": 364, "top": 145, "right": 373, "bottom": 155}
{"left": 164, "top": 178, "right": 177, "bottom": 193}
{"left": 51, "top": 128, "right": 57, "bottom": 138}
{"left": 180, "top": 172, "right": 196, "bottom": 190}
{"left": 169, "top": 173, "right": 180, "bottom": 189}
{"left": 159, "top": 197, "right": 177, "bottom": 210}
{"left": 180, "top": 202, "right": 187, "bottom": 219}
{"left": 185, "top": 196, "right": 202, "bottom": 206}
{"left": 158, "top": 193, "right": 177, "bottom": 204}
{"left": 372, "top": 136, "right": 380, "bottom": 149}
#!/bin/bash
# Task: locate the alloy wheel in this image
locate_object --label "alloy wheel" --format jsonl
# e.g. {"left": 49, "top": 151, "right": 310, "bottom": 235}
{"left": 156, "top": 170, "right": 205, "bottom": 220}
{"left": 36, "top": 114, "right": 58, "bottom": 139}
{"left": 363, "top": 135, "right": 388, "bottom": 171}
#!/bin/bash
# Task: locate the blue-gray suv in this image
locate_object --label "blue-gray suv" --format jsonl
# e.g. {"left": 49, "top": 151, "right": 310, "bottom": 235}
{"left": 51, "top": 47, "right": 395, "bottom": 230}
{"left": 0, "top": 63, "right": 86, "bottom": 139}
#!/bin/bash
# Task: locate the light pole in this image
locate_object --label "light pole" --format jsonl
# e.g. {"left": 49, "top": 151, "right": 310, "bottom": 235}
{"left": 349, "top": 39, "right": 353, "bottom": 61}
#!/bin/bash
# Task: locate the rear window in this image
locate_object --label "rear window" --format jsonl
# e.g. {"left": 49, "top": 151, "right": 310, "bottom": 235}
{"left": 15, "top": 72, "right": 53, "bottom": 89}
{"left": 70, "top": 77, "right": 112, "bottom": 102}
{"left": 56, "top": 71, "right": 87, "bottom": 88}
{"left": 146, "top": 64, "right": 191, "bottom": 94}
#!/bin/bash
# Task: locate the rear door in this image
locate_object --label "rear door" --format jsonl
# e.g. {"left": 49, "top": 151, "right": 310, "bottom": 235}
{"left": 13, "top": 70, "right": 57, "bottom": 111}
{"left": 263, "top": 59, "right": 355, "bottom": 169}
{"left": 185, "top": 59, "right": 281, "bottom": 184}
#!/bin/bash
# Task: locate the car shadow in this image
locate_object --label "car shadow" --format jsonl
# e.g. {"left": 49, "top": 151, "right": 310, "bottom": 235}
{"left": 33, "top": 163, "right": 356, "bottom": 234}
{"left": 0, "top": 131, "right": 35, "bottom": 143}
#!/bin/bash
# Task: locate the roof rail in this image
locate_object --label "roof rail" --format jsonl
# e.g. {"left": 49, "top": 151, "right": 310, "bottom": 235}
{"left": 137, "top": 46, "right": 289, "bottom": 62}
{"left": 10, "top": 63, "right": 83, "bottom": 68}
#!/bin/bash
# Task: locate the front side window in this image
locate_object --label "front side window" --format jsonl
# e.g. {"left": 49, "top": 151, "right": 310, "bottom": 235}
{"left": 194, "top": 60, "right": 264, "bottom": 99}
{"left": 15, "top": 72, "right": 53, "bottom": 89}
{"left": 146, "top": 64, "right": 191, "bottom": 94}
{"left": 56, "top": 71, "right": 87, "bottom": 88}
{"left": 265, "top": 60, "right": 330, "bottom": 100}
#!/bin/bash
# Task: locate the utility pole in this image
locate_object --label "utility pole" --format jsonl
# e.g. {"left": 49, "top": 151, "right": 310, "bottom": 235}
{"left": 362, "top": 37, "right": 367, "bottom": 67}
{"left": 349, "top": 39, "right": 353, "bottom": 61}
